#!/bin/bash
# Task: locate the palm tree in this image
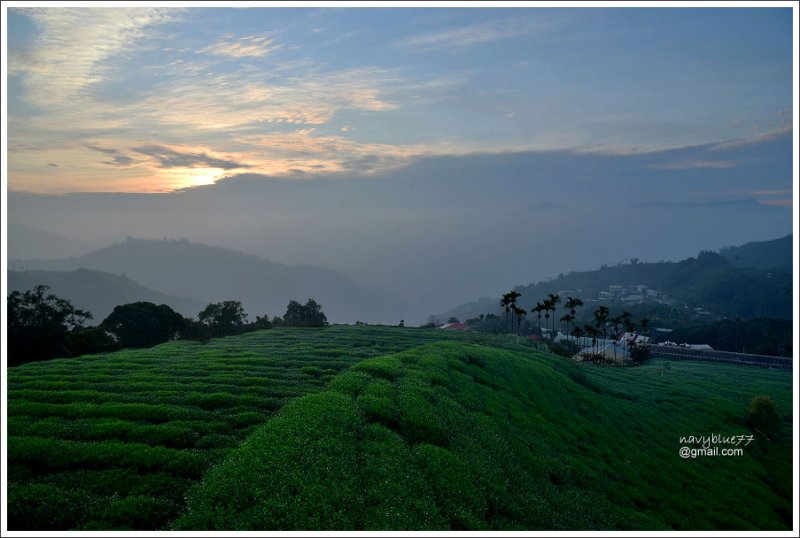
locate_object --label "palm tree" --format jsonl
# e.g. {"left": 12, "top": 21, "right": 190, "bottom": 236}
{"left": 585, "top": 324, "right": 598, "bottom": 356}
{"left": 500, "top": 293, "right": 512, "bottom": 334}
{"left": 542, "top": 298, "right": 552, "bottom": 340}
{"left": 546, "top": 293, "right": 560, "bottom": 339}
{"left": 508, "top": 290, "right": 522, "bottom": 334}
{"left": 620, "top": 311, "right": 634, "bottom": 332}
{"left": 571, "top": 325, "right": 584, "bottom": 353}
{"left": 564, "top": 297, "right": 583, "bottom": 336}
{"left": 560, "top": 313, "right": 574, "bottom": 340}
{"left": 533, "top": 302, "right": 544, "bottom": 335}
{"left": 513, "top": 305, "right": 526, "bottom": 336}
{"left": 593, "top": 305, "right": 609, "bottom": 354}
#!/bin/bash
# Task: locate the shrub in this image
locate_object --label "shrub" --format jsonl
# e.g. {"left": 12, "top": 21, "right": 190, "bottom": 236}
{"left": 549, "top": 341, "right": 581, "bottom": 358}
{"left": 748, "top": 396, "right": 781, "bottom": 438}
{"left": 7, "top": 483, "right": 92, "bottom": 530}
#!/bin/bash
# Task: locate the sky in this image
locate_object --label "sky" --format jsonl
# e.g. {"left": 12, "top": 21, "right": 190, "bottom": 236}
{"left": 3, "top": 4, "right": 797, "bottom": 318}
{"left": 5, "top": 5, "right": 794, "bottom": 196}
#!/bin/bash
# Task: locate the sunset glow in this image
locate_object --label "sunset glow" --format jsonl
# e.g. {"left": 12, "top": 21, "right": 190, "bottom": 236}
{"left": 5, "top": 6, "right": 794, "bottom": 196}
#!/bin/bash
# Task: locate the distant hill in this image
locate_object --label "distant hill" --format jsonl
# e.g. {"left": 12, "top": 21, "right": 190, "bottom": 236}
{"left": 440, "top": 236, "right": 793, "bottom": 323}
{"left": 14, "top": 238, "right": 417, "bottom": 324}
{"left": 719, "top": 234, "right": 792, "bottom": 273}
{"left": 7, "top": 222, "right": 100, "bottom": 261}
{"left": 8, "top": 268, "right": 203, "bottom": 321}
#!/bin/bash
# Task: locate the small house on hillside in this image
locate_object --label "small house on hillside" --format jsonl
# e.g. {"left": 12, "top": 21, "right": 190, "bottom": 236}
{"left": 439, "top": 322, "right": 468, "bottom": 331}
{"left": 619, "top": 332, "right": 650, "bottom": 345}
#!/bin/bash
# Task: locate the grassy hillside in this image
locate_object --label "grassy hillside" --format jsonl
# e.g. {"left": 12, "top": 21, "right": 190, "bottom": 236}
{"left": 175, "top": 342, "right": 792, "bottom": 531}
{"left": 7, "top": 326, "right": 476, "bottom": 530}
{"left": 7, "top": 326, "right": 793, "bottom": 530}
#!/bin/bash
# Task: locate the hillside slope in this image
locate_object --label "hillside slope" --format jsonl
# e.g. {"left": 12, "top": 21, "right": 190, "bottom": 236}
{"left": 719, "top": 234, "right": 792, "bottom": 273}
{"left": 14, "top": 238, "right": 418, "bottom": 324}
{"left": 8, "top": 269, "right": 202, "bottom": 320}
{"left": 175, "top": 341, "right": 792, "bottom": 530}
{"left": 6, "top": 326, "right": 479, "bottom": 531}
{"left": 442, "top": 241, "right": 792, "bottom": 322}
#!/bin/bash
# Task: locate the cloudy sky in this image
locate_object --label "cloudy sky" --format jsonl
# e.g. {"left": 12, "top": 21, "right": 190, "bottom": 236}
{"left": 5, "top": 6, "right": 794, "bottom": 196}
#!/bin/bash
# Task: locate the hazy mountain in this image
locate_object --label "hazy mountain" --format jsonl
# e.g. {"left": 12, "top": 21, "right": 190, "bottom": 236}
{"left": 440, "top": 237, "right": 793, "bottom": 323}
{"left": 7, "top": 222, "right": 102, "bottom": 261}
{"left": 7, "top": 129, "right": 792, "bottom": 314}
{"left": 719, "top": 234, "right": 792, "bottom": 273}
{"left": 15, "top": 238, "right": 417, "bottom": 325}
{"left": 8, "top": 268, "right": 203, "bottom": 321}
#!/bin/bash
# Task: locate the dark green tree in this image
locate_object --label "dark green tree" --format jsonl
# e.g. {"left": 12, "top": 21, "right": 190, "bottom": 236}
{"left": 67, "top": 326, "right": 120, "bottom": 356}
{"left": 283, "top": 298, "right": 328, "bottom": 327}
{"left": 249, "top": 315, "right": 273, "bottom": 330}
{"left": 8, "top": 285, "right": 92, "bottom": 365}
{"left": 181, "top": 317, "right": 213, "bottom": 342}
{"left": 198, "top": 300, "right": 248, "bottom": 336}
{"left": 102, "top": 302, "right": 186, "bottom": 348}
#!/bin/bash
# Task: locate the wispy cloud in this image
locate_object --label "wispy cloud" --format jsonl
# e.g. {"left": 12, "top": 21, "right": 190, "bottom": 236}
{"left": 126, "top": 65, "right": 400, "bottom": 132}
{"left": 758, "top": 198, "right": 792, "bottom": 207}
{"left": 10, "top": 7, "right": 176, "bottom": 106}
{"left": 198, "top": 34, "right": 279, "bottom": 58}
{"left": 710, "top": 126, "right": 792, "bottom": 151}
{"left": 132, "top": 145, "right": 252, "bottom": 170}
{"left": 395, "top": 17, "right": 551, "bottom": 51}
{"left": 87, "top": 144, "right": 139, "bottom": 167}
{"left": 235, "top": 129, "right": 427, "bottom": 175}
{"left": 648, "top": 160, "right": 739, "bottom": 170}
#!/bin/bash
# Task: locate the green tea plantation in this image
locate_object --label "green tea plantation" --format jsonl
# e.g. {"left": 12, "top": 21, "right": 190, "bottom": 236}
{"left": 6, "top": 326, "right": 793, "bottom": 530}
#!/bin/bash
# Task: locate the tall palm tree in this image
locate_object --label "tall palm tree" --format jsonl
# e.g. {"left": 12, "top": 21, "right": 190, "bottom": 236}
{"left": 560, "top": 313, "right": 574, "bottom": 339}
{"left": 546, "top": 293, "right": 560, "bottom": 339}
{"left": 533, "top": 302, "right": 544, "bottom": 335}
{"left": 621, "top": 311, "right": 635, "bottom": 333}
{"left": 585, "top": 324, "right": 597, "bottom": 356}
{"left": 500, "top": 293, "right": 512, "bottom": 334}
{"left": 571, "top": 325, "right": 584, "bottom": 352}
{"left": 542, "top": 298, "right": 553, "bottom": 339}
{"left": 564, "top": 296, "right": 583, "bottom": 338}
{"left": 593, "top": 305, "right": 609, "bottom": 353}
{"left": 513, "top": 305, "right": 526, "bottom": 336}
{"left": 508, "top": 290, "right": 521, "bottom": 334}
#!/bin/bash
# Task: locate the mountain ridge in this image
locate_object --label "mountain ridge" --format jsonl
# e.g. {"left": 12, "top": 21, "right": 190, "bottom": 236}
{"left": 12, "top": 237, "right": 418, "bottom": 324}
{"left": 438, "top": 235, "right": 793, "bottom": 323}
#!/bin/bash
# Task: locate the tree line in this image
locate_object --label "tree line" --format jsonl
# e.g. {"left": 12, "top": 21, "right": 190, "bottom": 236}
{"left": 7, "top": 285, "right": 328, "bottom": 366}
{"left": 442, "top": 290, "right": 651, "bottom": 364}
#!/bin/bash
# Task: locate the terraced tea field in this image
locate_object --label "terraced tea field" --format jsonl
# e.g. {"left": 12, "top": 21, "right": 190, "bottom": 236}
{"left": 7, "top": 326, "right": 479, "bottom": 530}
{"left": 6, "top": 326, "right": 794, "bottom": 530}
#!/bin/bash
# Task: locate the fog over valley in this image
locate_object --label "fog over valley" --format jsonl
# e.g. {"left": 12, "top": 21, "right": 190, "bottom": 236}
{"left": 9, "top": 130, "right": 793, "bottom": 323}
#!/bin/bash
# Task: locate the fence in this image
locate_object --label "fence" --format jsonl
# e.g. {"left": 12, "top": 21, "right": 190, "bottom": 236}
{"left": 648, "top": 345, "right": 792, "bottom": 371}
